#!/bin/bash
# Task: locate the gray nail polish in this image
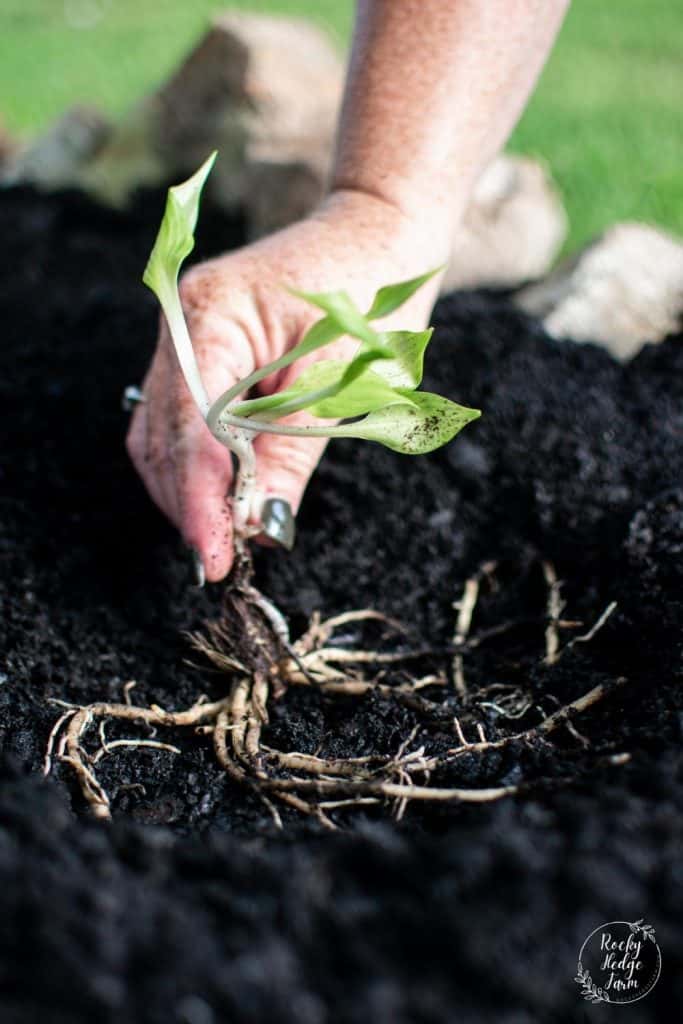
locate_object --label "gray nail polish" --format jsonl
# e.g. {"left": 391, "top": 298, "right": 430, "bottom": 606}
{"left": 191, "top": 548, "right": 206, "bottom": 588}
{"left": 261, "top": 498, "right": 296, "bottom": 551}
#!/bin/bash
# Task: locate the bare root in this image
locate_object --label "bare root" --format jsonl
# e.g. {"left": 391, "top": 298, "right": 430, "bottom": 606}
{"left": 46, "top": 560, "right": 626, "bottom": 826}
{"left": 451, "top": 562, "right": 496, "bottom": 700}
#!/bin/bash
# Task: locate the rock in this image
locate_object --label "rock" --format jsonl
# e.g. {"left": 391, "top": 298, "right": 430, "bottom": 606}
{"left": 78, "top": 12, "right": 344, "bottom": 212}
{"left": 516, "top": 223, "right": 683, "bottom": 361}
{"left": 245, "top": 151, "right": 331, "bottom": 237}
{"left": 441, "top": 155, "right": 567, "bottom": 293}
{"left": 1, "top": 106, "right": 109, "bottom": 189}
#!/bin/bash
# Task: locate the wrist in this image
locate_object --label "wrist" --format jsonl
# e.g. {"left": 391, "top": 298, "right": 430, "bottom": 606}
{"left": 314, "top": 186, "right": 454, "bottom": 267}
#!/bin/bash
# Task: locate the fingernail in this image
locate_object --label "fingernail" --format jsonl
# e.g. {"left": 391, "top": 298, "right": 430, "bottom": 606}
{"left": 190, "top": 547, "right": 206, "bottom": 587}
{"left": 261, "top": 498, "right": 296, "bottom": 551}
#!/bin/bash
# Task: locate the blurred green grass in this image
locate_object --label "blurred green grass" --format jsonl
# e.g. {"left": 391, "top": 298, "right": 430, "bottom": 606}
{"left": 1, "top": 0, "right": 681, "bottom": 252}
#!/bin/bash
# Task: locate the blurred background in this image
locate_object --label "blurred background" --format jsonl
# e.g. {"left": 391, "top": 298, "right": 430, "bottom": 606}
{"left": 1, "top": 0, "right": 681, "bottom": 254}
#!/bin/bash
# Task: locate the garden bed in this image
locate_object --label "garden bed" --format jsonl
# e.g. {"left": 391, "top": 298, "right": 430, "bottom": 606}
{"left": 0, "top": 184, "right": 681, "bottom": 1022}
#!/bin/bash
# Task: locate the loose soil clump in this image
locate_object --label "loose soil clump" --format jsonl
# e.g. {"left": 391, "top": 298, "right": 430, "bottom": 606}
{"left": 0, "top": 184, "right": 681, "bottom": 1022}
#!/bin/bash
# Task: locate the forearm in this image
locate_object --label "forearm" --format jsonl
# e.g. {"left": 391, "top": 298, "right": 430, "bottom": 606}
{"left": 332, "top": 0, "right": 569, "bottom": 247}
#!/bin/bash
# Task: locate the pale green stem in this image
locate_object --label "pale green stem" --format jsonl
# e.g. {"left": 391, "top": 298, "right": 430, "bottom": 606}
{"left": 210, "top": 403, "right": 343, "bottom": 541}
{"left": 162, "top": 288, "right": 210, "bottom": 417}
{"left": 218, "top": 425, "right": 257, "bottom": 534}
{"left": 210, "top": 409, "right": 344, "bottom": 441}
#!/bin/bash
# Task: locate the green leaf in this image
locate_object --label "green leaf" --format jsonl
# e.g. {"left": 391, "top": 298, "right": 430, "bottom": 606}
{"left": 333, "top": 392, "right": 480, "bottom": 454}
{"left": 209, "top": 274, "right": 439, "bottom": 424}
{"left": 365, "top": 267, "right": 442, "bottom": 321}
{"left": 289, "top": 288, "right": 380, "bottom": 346}
{"left": 367, "top": 329, "right": 432, "bottom": 388}
{"left": 232, "top": 351, "right": 397, "bottom": 421}
{"left": 282, "top": 314, "right": 342, "bottom": 362}
{"left": 303, "top": 358, "right": 402, "bottom": 419}
{"left": 142, "top": 151, "right": 217, "bottom": 415}
{"left": 208, "top": 272, "right": 478, "bottom": 454}
{"left": 143, "top": 151, "right": 216, "bottom": 298}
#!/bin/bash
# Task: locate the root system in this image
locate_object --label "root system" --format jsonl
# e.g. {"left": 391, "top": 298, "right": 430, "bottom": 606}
{"left": 46, "top": 557, "right": 628, "bottom": 828}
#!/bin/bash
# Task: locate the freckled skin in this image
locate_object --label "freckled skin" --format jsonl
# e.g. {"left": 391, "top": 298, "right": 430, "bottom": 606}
{"left": 127, "top": 0, "right": 569, "bottom": 582}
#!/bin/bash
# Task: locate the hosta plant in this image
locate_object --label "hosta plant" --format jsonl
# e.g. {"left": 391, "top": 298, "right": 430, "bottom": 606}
{"left": 143, "top": 152, "right": 480, "bottom": 544}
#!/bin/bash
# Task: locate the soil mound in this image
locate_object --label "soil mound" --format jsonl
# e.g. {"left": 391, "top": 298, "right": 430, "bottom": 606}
{"left": 0, "top": 185, "right": 681, "bottom": 1021}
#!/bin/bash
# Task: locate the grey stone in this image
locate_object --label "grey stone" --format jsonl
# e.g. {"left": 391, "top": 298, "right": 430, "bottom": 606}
{"left": 1, "top": 106, "right": 109, "bottom": 189}
{"left": 78, "top": 12, "right": 344, "bottom": 209}
{"left": 442, "top": 155, "right": 567, "bottom": 293}
{"left": 516, "top": 222, "right": 683, "bottom": 361}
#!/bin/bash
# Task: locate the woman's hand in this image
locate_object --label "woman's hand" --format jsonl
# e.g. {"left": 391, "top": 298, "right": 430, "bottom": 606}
{"left": 126, "top": 189, "right": 447, "bottom": 581}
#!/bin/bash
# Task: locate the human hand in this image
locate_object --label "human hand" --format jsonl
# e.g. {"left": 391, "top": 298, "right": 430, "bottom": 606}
{"left": 126, "top": 189, "right": 448, "bottom": 582}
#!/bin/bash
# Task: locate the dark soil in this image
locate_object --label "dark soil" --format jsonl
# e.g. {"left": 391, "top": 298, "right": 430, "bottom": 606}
{"left": 0, "top": 184, "right": 682, "bottom": 1023}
